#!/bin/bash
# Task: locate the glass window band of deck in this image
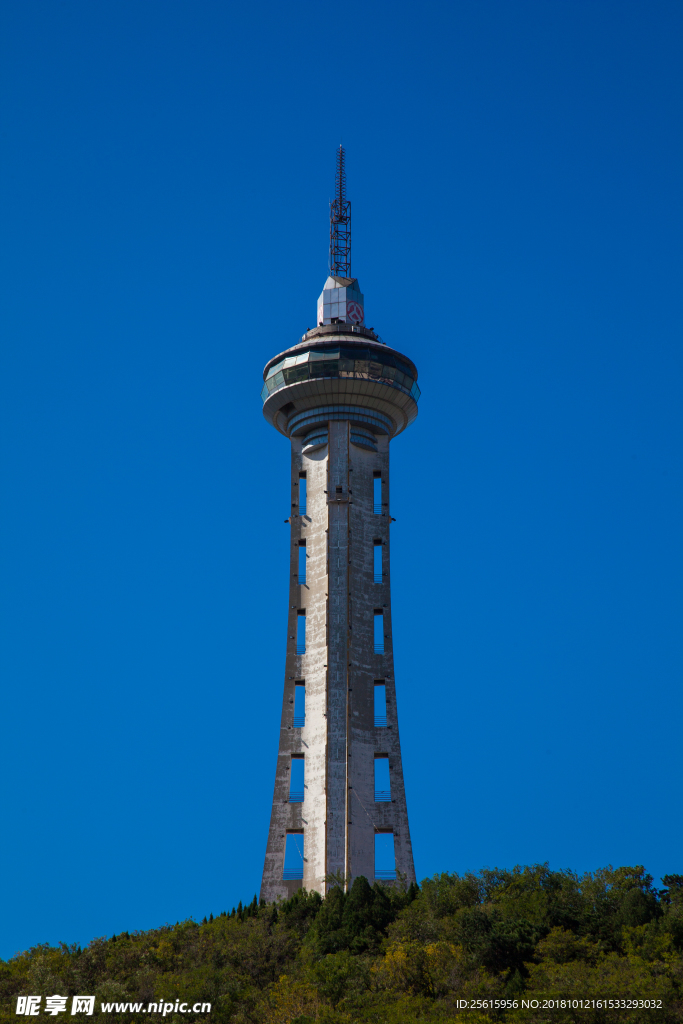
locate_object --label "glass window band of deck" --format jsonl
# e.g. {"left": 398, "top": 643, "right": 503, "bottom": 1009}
{"left": 301, "top": 430, "right": 328, "bottom": 452}
{"left": 301, "top": 425, "right": 377, "bottom": 453}
{"left": 261, "top": 347, "right": 420, "bottom": 405}
{"left": 350, "top": 427, "right": 378, "bottom": 451}
{"left": 289, "top": 406, "right": 392, "bottom": 437}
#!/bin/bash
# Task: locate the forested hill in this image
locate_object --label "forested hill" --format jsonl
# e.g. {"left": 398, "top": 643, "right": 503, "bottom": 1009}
{"left": 1, "top": 866, "right": 681, "bottom": 1024}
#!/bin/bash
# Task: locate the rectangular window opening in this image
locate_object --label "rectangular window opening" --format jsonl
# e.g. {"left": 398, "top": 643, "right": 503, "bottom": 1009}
{"left": 375, "top": 831, "right": 396, "bottom": 881}
{"left": 289, "top": 755, "right": 304, "bottom": 803}
{"left": 374, "top": 681, "right": 387, "bottom": 727}
{"left": 298, "top": 473, "right": 307, "bottom": 516}
{"left": 293, "top": 682, "right": 305, "bottom": 727}
{"left": 298, "top": 540, "right": 307, "bottom": 584}
{"left": 296, "top": 610, "right": 306, "bottom": 655}
{"left": 373, "top": 474, "right": 382, "bottom": 515}
{"left": 283, "top": 831, "right": 304, "bottom": 880}
{"left": 373, "top": 540, "right": 383, "bottom": 583}
{"left": 374, "top": 755, "right": 391, "bottom": 802}
{"left": 374, "top": 610, "right": 384, "bottom": 654}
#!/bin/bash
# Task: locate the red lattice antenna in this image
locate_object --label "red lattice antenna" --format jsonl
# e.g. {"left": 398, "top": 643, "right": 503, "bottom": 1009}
{"left": 329, "top": 145, "right": 351, "bottom": 278}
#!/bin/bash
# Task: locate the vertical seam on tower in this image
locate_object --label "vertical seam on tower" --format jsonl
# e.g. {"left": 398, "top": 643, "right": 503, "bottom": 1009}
{"left": 325, "top": 439, "right": 330, "bottom": 890}
{"left": 345, "top": 419, "right": 350, "bottom": 889}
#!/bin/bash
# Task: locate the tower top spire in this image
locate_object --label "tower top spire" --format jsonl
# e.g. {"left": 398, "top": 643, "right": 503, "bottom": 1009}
{"left": 329, "top": 145, "right": 351, "bottom": 278}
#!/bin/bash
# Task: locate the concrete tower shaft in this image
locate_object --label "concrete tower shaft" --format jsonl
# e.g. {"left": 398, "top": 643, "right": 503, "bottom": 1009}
{"left": 260, "top": 318, "right": 420, "bottom": 901}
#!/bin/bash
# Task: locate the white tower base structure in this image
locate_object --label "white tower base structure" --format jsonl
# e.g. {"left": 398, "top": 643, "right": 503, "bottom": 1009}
{"left": 259, "top": 309, "right": 420, "bottom": 901}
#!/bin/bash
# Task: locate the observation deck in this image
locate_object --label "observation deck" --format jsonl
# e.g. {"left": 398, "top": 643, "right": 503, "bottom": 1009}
{"left": 261, "top": 323, "right": 420, "bottom": 441}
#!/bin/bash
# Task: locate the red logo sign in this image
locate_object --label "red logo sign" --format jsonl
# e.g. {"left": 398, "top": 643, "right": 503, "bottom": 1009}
{"left": 347, "top": 301, "right": 364, "bottom": 323}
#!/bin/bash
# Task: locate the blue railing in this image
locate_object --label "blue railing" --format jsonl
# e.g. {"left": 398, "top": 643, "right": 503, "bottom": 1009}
{"left": 374, "top": 642, "right": 384, "bottom": 654}
{"left": 373, "top": 504, "right": 383, "bottom": 515}
{"left": 298, "top": 505, "right": 306, "bottom": 515}
{"left": 298, "top": 574, "right": 306, "bottom": 584}
{"left": 375, "top": 869, "right": 396, "bottom": 880}
{"left": 374, "top": 573, "right": 383, "bottom": 583}
{"left": 375, "top": 790, "right": 391, "bottom": 802}
{"left": 374, "top": 715, "right": 387, "bottom": 727}
{"left": 293, "top": 715, "right": 305, "bottom": 727}
{"left": 283, "top": 869, "right": 303, "bottom": 880}
{"left": 289, "top": 791, "right": 304, "bottom": 803}
{"left": 296, "top": 644, "right": 305, "bottom": 655}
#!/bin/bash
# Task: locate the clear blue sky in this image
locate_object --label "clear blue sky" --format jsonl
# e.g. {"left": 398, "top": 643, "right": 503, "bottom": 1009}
{"left": 1, "top": 0, "right": 681, "bottom": 960}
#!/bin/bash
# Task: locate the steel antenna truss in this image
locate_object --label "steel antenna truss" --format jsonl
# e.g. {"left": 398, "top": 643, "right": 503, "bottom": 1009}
{"left": 329, "top": 145, "right": 351, "bottom": 278}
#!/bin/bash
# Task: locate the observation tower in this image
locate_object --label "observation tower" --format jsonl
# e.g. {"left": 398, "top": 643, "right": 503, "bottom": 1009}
{"left": 260, "top": 147, "right": 420, "bottom": 900}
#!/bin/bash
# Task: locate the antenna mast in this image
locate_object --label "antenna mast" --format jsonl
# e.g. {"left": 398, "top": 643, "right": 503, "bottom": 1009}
{"left": 329, "top": 145, "right": 351, "bottom": 278}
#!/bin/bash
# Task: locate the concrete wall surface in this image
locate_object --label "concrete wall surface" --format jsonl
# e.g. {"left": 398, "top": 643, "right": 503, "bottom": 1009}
{"left": 260, "top": 421, "right": 415, "bottom": 902}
